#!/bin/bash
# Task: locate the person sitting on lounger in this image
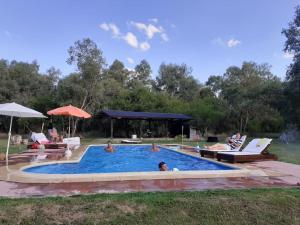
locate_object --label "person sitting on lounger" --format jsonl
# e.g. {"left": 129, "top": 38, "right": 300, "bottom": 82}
{"left": 152, "top": 143, "right": 159, "bottom": 152}
{"left": 158, "top": 161, "right": 168, "bottom": 171}
{"left": 48, "top": 122, "right": 63, "bottom": 143}
{"left": 204, "top": 133, "right": 242, "bottom": 151}
{"left": 105, "top": 141, "right": 114, "bottom": 152}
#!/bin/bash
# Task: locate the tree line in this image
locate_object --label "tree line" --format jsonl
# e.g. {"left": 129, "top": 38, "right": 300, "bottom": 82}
{"left": 0, "top": 6, "right": 299, "bottom": 136}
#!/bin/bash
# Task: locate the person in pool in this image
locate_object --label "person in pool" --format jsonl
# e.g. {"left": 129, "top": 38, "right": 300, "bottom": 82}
{"left": 152, "top": 143, "right": 159, "bottom": 152}
{"left": 158, "top": 161, "right": 168, "bottom": 171}
{"left": 105, "top": 141, "right": 114, "bottom": 152}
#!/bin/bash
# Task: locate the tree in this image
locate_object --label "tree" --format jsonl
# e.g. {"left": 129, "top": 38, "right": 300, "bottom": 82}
{"left": 219, "top": 62, "right": 284, "bottom": 133}
{"left": 155, "top": 63, "right": 200, "bottom": 100}
{"left": 206, "top": 75, "right": 223, "bottom": 96}
{"left": 65, "top": 38, "right": 106, "bottom": 135}
{"left": 29, "top": 67, "right": 61, "bottom": 113}
{"left": 133, "top": 59, "right": 152, "bottom": 86}
{"left": 106, "top": 59, "right": 130, "bottom": 86}
{"left": 0, "top": 60, "right": 58, "bottom": 106}
{"left": 282, "top": 5, "right": 300, "bottom": 127}
{"left": 189, "top": 97, "right": 228, "bottom": 136}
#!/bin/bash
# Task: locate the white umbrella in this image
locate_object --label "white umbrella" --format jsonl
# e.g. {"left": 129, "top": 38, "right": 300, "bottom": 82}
{"left": 0, "top": 102, "right": 46, "bottom": 165}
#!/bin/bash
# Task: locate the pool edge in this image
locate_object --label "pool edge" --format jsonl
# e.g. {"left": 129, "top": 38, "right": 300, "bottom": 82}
{"left": 1, "top": 144, "right": 268, "bottom": 183}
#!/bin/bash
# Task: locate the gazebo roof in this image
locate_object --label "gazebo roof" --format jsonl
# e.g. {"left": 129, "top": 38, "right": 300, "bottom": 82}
{"left": 99, "top": 110, "right": 192, "bottom": 120}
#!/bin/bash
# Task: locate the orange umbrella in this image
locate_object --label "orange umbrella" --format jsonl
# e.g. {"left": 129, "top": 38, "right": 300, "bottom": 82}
{"left": 47, "top": 105, "right": 91, "bottom": 139}
{"left": 47, "top": 105, "right": 91, "bottom": 118}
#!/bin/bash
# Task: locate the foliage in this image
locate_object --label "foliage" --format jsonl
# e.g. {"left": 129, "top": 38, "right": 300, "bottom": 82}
{"left": 282, "top": 5, "right": 300, "bottom": 128}
{"left": 133, "top": 59, "right": 152, "bottom": 86}
{"left": 207, "top": 62, "right": 285, "bottom": 133}
{"left": 188, "top": 97, "right": 228, "bottom": 135}
{"left": 155, "top": 63, "right": 201, "bottom": 101}
{"left": 106, "top": 59, "right": 130, "bottom": 86}
{"left": 0, "top": 25, "right": 295, "bottom": 136}
{"left": 66, "top": 38, "right": 105, "bottom": 111}
{"left": 0, "top": 56, "right": 287, "bottom": 135}
{"left": 64, "top": 38, "right": 106, "bottom": 135}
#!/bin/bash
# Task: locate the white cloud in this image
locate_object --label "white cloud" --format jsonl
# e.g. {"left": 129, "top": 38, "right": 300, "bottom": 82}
{"left": 283, "top": 51, "right": 294, "bottom": 59}
{"left": 149, "top": 18, "right": 158, "bottom": 23}
{"left": 127, "top": 57, "right": 134, "bottom": 64}
{"left": 100, "top": 21, "right": 169, "bottom": 51}
{"left": 227, "top": 38, "right": 241, "bottom": 48}
{"left": 140, "top": 42, "right": 150, "bottom": 51}
{"left": 123, "top": 32, "right": 139, "bottom": 48}
{"left": 161, "top": 33, "right": 169, "bottom": 42}
{"left": 131, "top": 21, "right": 162, "bottom": 39}
{"left": 99, "top": 23, "right": 110, "bottom": 31}
{"left": 109, "top": 23, "right": 120, "bottom": 36}
{"left": 99, "top": 22, "right": 120, "bottom": 37}
{"left": 212, "top": 37, "right": 241, "bottom": 48}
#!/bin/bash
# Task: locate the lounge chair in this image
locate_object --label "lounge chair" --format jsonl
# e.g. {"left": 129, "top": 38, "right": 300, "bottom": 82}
{"left": 63, "top": 137, "right": 80, "bottom": 150}
{"left": 28, "top": 132, "right": 67, "bottom": 149}
{"left": 216, "top": 138, "right": 277, "bottom": 163}
{"left": 200, "top": 135, "right": 247, "bottom": 158}
{"left": 121, "top": 139, "right": 142, "bottom": 144}
{"left": 121, "top": 134, "right": 142, "bottom": 144}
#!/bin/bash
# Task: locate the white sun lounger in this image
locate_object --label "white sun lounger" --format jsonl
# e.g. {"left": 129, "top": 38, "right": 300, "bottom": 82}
{"left": 63, "top": 137, "right": 81, "bottom": 150}
{"left": 216, "top": 138, "right": 276, "bottom": 163}
{"left": 121, "top": 139, "right": 142, "bottom": 144}
{"left": 31, "top": 132, "right": 49, "bottom": 143}
{"left": 200, "top": 135, "right": 247, "bottom": 157}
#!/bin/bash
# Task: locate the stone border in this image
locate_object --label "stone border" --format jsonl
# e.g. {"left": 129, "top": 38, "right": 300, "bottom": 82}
{"left": 0, "top": 144, "right": 268, "bottom": 183}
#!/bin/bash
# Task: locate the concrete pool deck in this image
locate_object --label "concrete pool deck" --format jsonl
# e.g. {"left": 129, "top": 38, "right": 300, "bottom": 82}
{"left": 0, "top": 144, "right": 299, "bottom": 197}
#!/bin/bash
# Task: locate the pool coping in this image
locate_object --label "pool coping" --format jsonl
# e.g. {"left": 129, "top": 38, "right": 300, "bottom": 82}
{"left": 0, "top": 144, "right": 269, "bottom": 183}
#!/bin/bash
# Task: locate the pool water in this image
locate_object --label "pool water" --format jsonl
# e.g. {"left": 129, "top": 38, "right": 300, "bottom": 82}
{"left": 23, "top": 145, "right": 235, "bottom": 174}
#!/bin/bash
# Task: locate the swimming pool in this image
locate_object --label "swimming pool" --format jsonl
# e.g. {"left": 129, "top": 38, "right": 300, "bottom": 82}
{"left": 23, "top": 145, "right": 235, "bottom": 174}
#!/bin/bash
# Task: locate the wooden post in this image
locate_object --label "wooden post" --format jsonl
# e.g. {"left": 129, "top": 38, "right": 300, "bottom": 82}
{"left": 181, "top": 123, "right": 184, "bottom": 146}
{"left": 148, "top": 120, "right": 151, "bottom": 137}
{"left": 110, "top": 118, "right": 113, "bottom": 139}
{"left": 126, "top": 119, "right": 129, "bottom": 138}
{"left": 165, "top": 120, "right": 168, "bottom": 138}
{"left": 140, "top": 120, "right": 143, "bottom": 138}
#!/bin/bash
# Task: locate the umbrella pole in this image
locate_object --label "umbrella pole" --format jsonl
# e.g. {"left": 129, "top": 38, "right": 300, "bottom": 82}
{"left": 41, "top": 121, "right": 44, "bottom": 133}
{"left": 181, "top": 124, "right": 184, "bottom": 147}
{"left": 6, "top": 116, "right": 13, "bottom": 166}
{"left": 67, "top": 116, "right": 71, "bottom": 151}
{"left": 68, "top": 116, "right": 71, "bottom": 138}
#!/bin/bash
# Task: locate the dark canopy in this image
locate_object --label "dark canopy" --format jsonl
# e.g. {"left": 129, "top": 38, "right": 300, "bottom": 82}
{"left": 99, "top": 110, "right": 192, "bottom": 120}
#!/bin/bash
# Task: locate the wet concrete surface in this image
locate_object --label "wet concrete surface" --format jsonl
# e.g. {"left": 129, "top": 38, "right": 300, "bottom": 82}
{"left": 0, "top": 176, "right": 297, "bottom": 197}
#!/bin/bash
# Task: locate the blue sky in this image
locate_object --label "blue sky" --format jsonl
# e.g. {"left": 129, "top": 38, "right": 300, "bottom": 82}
{"left": 0, "top": 0, "right": 297, "bottom": 82}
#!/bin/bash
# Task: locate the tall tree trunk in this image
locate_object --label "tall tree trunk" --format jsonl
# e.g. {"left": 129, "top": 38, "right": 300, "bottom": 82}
{"left": 72, "top": 93, "right": 88, "bottom": 137}
{"left": 239, "top": 115, "right": 243, "bottom": 133}
{"left": 243, "top": 110, "right": 249, "bottom": 133}
{"left": 204, "top": 127, "right": 208, "bottom": 137}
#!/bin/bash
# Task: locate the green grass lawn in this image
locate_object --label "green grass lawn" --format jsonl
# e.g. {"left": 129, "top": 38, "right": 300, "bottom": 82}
{"left": 0, "top": 188, "right": 299, "bottom": 225}
{"left": 1, "top": 137, "right": 300, "bottom": 164}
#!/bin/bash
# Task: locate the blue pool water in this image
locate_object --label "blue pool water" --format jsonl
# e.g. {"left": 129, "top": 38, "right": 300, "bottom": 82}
{"left": 23, "top": 145, "right": 235, "bottom": 174}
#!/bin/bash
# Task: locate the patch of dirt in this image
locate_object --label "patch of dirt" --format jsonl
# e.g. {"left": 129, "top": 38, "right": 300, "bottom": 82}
{"left": 115, "top": 204, "right": 136, "bottom": 214}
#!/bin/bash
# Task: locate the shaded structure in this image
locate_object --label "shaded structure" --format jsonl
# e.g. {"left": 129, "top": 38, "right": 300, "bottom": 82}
{"left": 97, "top": 110, "right": 192, "bottom": 138}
